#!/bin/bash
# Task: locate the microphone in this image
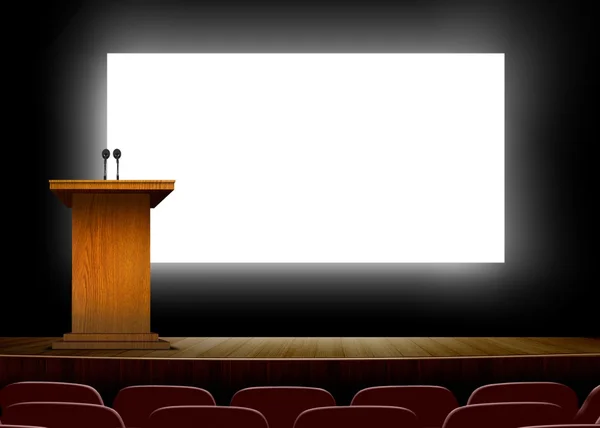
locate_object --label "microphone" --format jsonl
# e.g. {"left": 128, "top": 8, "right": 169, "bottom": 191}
{"left": 113, "top": 149, "right": 121, "bottom": 180}
{"left": 102, "top": 149, "right": 110, "bottom": 180}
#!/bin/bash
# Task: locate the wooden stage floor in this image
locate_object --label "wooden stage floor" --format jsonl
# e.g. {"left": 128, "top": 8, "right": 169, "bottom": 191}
{"left": 2, "top": 337, "right": 599, "bottom": 406}
{"left": 1, "top": 337, "right": 599, "bottom": 359}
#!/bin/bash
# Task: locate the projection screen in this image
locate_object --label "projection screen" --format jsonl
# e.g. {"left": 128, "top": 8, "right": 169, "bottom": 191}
{"left": 107, "top": 53, "right": 504, "bottom": 263}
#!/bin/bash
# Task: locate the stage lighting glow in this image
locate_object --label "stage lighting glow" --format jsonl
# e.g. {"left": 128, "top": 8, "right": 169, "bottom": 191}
{"left": 107, "top": 53, "right": 504, "bottom": 263}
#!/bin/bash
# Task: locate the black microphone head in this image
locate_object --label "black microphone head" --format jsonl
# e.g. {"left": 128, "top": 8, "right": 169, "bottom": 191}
{"left": 113, "top": 148, "right": 121, "bottom": 159}
{"left": 102, "top": 149, "right": 110, "bottom": 159}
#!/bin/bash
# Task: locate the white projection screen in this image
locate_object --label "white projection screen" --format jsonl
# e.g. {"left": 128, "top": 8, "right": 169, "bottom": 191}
{"left": 107, "top": 53, "right": 504, "bottom": 263}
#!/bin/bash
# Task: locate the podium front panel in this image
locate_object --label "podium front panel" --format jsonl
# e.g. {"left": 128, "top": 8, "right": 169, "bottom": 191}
{"left": 71, "top": 193, "right": 151, "bottom": 333}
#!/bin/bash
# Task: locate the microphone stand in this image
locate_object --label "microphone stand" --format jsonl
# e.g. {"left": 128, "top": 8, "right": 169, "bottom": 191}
{"left": 112, "top": 148, "right": 121, "bottom": 180}
{"left": 102, "top": 148, "right": 110, "bottom": 180}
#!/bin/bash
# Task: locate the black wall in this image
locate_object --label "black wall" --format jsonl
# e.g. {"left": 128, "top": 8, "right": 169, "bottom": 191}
{"left": 5, "top": 0, "right": 595, "bottom": 336}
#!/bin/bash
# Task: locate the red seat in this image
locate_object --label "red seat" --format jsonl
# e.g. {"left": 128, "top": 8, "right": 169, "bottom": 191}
{"left": 573, "top": 385, "right": 600, "bottom": 424}
{"left": 467, "top": 382, "right": 579, "bottom": 420}
{"left": 231, "top": 386, "right": 335, "bottom": 428}
{"left": 351, "top": 385, "right": 458, "bottom": 428}
{"left": 2, "top": 402, "right": 125, "bottom": 428}
{"left": 0, "top": 381, "right": 104, "bottom": 411}
{"left": 0, "top": 425, "right": 50, "bottom": 428}
{"left": 293, "top": 405, "right": 419, "bottom": 428}
{"left": 112, "top": 385, "right": 215, "bottom": 428}
{"left": 442, "top": 402, "right": 568, "bottom": 428}
{"left": 518, "top": 425, "right": 599, "bottom": 427}
{"left": 147, "top": 405, "right": 268, "bottom": 428}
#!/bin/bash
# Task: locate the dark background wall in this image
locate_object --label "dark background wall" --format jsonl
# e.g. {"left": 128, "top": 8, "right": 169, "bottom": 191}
{"left": 5, "top": 0, "right": 595, "bottom": 336}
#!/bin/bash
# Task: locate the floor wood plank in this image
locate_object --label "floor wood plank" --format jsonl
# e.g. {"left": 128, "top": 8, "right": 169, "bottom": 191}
{"left": 453, "top": 337, "right": 521, "bottom": 355}
{"left": 429, "top": 337, "right": 490, "bottom": 356}
{"left": 199, "top": 337, "right": 254, "bottom": 358}
{"left": 172, "top": 337, "right": 231, "bottom": 358}
{"left": 486, "top": 337, "right": 565, "bottom": 355}
{"left": 1, "top": 338, "right": 56, "bottom": 354}
{"left": 341, "top": 338, "right": 365, "bottom": 358}
{"left": 367, "top": 338, "right": 407, "bottom": 358}
{"left": 316, "top": 338, "right": 345, "bottom": 358}
{"left": 529, "top": 337, "right": 600, "bottom": 353}
{"left": 281, "top": 337, "right": 316, "bottom": 358}
{"left": 0, "top": 337, "right": 598, "bottom": 359}
{"left": 412, "top": 338, "right": 461, "bottom": 357}
{"left": 259, "top": 338, "right": 296, "bottom": 358}
{"left": 0, "top": 337, "right": 54, "bottom": 348}
{"left": 388, "top": 338, "right": 431, "bottom": 357}
{"left": 226, "top": 337, "right": 271, "bottom": 358}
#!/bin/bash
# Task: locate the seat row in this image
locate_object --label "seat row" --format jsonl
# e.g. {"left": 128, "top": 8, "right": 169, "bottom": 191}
{"left": 0, "top": 381, "right": 598, "bottom": 428}
{"left": 1, "top": 401, "right": 599, "bottom": 428}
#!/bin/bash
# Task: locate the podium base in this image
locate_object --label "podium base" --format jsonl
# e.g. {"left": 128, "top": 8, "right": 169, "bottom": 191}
{"left": 52, "top": 339, "right": 170, "bottom": 350}
{"left": 52, "top": 334, "right": 170, "bottom": 350}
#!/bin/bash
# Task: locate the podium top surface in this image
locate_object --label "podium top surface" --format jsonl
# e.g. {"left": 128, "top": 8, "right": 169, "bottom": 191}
{"left": 49, "top": 180, "right": 175, "bottom": 208}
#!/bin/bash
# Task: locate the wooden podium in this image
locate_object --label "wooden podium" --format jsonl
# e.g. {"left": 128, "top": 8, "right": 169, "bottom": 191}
{"left": 49, "top": 180, "right": 174, "bottom": 350}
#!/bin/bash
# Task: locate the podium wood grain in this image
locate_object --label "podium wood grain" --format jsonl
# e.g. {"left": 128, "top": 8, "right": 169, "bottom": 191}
{"left": 72, "top": 193, "right": 150, "bottom": 333}
{"left": 49, "top": 180, "right": 174, "bottom": 349}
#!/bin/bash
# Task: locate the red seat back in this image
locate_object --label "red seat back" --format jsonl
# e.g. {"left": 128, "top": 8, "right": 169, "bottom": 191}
{"left": 293, "top": 405, "right": 419, "bottom": 428}
{"left": 516, "top": 425, "right": 599, "bottom": 428}
{"left": 0, "top": 425, "right": 51, "bottom": 428}
{"left": 0, "top": 381, "right": 104, "bottom": 411}
{"left": 351, "top": 385, "right": 458, "bottom": 427}
{"left": 112, "top": 385, "right": 215, "bottom": 427}
{"left": 231, "top": 386, "right": 335, "bottom": 428}
{"left": 443, "top": 402, "right": 568, "bottom": 428}
{"left": 2, "top": 402, "right": 125, "bottom": 428}
{"left": 0, "top": 423, "right": 51, "bottom": 428}
{"left": 467, "top": 382, "right": 579, "bottom": 419}
{"left": 147, "top": 405, "right": 268, "bottom": 428}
